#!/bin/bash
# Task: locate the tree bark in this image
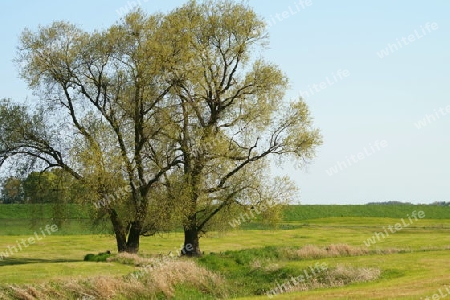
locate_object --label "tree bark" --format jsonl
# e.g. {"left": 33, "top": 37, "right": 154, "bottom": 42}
{"left": 109, "top": 209, "right": 141, "bottom": 253}
{"left": 182, "top": 213, "right": 201, "bottom": 256}
{"left": 109, "top": 209, "right": 128, "bottom": 252}
{"left": 125, "top": 221, "right": 142, "bottom": 254}
{"left": 182, "top": 226, "right": 201, "bottom": 257}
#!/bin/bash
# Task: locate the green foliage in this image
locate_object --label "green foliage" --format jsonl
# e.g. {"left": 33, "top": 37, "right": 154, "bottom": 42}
{"left": 23, "top": 170, "right": 83, "bottom": 229}
{"left": 9, "top": 5, "right": 189, "bottom": 251}
{"left": 3, "top": 0, "right": 322, "bottom": 254}
{"left": 158, "top": 0, "right": 321, "bottom": 253}
{"left": 83, "top": 251, "right": 112, "bottom": 262}
{"left": 0, "top": 177, "right": 23, "bottom": 204}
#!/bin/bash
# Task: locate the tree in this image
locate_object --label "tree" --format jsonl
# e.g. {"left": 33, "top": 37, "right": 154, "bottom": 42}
{"left": 1, "top": 177, "right": 24, "bottom": 204}
{"left": 160, "top": 1, "right": 322, "bottom": 256}
{"left": 2, "top": 11, "right": 182, "bottom": 253}
{"left": 23, "top": 170, "right": 79, "bottom": 228}
{"left": 24, "top": 171, "right": 60, "bottom": 204}
{"left": 1, "top": 1, "right": 321, "bottom": 256}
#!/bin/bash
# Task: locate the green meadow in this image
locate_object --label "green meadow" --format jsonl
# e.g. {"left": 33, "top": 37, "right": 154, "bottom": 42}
{"left": 1, "top": 204, "right": 450, "bottom": 299}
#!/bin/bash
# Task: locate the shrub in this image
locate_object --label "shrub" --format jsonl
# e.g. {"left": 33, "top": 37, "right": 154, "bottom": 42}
{"left": 83, "top": 251, "right": 111, "bottom": 262}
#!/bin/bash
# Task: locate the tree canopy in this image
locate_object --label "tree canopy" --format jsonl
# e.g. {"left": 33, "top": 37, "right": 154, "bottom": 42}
{"left": 0, "top": 0, "right": 322, "bottom": 255}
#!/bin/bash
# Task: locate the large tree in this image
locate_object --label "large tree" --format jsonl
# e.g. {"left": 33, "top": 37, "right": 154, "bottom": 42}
{"left": 160, "top": 1, "right": 322, "bottom": 256}
{"left": 0, "top": 1, "right": 321, "bottom": 256}
{"left": 2, "top": 11, "right": 182, "bottom": 253}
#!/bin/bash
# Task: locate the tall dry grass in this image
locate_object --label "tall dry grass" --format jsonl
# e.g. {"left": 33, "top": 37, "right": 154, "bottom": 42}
{"left": 0, "top": 258, "right": 226, "bottom": 300}
{"left": 295, "top": 264, "right": 381, "bottom": 291}
{"left": 266, "top": 264, "right": 381, "bottom": 297}
{"left": 283, "top": 244, "right": 402, "bottom": 259}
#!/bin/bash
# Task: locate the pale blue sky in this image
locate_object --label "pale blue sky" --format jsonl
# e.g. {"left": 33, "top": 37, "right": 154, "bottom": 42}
{"left": 1, "top": 1, "right": 449, "bottom": 204}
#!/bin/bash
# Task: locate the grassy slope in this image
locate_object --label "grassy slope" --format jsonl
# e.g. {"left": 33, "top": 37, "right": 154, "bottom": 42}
{"left": 236, "top": 250, "right": 450, "bottom": 300}
{"left": 1, "top": 204, "right": 450, "bottom": 299}
{"left": 0, "top": 204, "right": 105, "bottom": 235}
{"left": 283, "top": 204, "right": 450, "bottom": 220}
{"left": 3, "top": 204, "right": 449, "bottom": 221}
{"left": 2, "top": 203, "right": 449, "bottom": 234}
{"left": 0, "top": 235, "right": 133, "bottom": 284}
{"left": 0, "top": 204, "right": 90, "bottom": 219}
{"left": 1, "top": 220, "right": 450, "bottom": 298}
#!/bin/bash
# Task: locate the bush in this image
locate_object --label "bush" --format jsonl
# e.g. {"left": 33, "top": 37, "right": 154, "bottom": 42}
{"left": 83, "top": 251, "right": 111, "bottom": 262}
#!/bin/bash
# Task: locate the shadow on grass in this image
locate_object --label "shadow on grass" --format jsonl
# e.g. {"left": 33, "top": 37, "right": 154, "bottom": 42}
{"left": 0, "top": 257, "right": 80, "bottom": 267}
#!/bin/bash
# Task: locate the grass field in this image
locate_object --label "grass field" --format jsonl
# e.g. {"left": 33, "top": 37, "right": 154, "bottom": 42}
{"left": 1, "top": 204, "right": 450, "bottom": 299}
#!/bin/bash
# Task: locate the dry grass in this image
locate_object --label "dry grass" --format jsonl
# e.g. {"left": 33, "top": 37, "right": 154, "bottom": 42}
{"left": 266, "top": 264, "right": 382, "bottom": 297}
{"left": 284, "top": 244, "right": 402, "bottom": 259}
{"left": 321, "top": 264, "right": 382, "bottom": 286}
{"left": 0, "top": 258, "right": 226, "bottom": 300}
{"left": 136, "top": 259, "right": 225, "bottom": 298}
{"left": 292, "top": 244, "right": 369, "bottom": 259}
{"left": 299, "top": 264, "right": 381, "bottom": 291}
{"left": 107, "top": 252, "right": 152, "bottom": 266}
{"left": 249, "top": 259, "right": 280, "bottom": 272}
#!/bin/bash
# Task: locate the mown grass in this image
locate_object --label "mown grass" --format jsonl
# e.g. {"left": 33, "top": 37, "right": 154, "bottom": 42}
{"left": 2, "top": 204, "right": 450, "bottom": 234}
{"left": 1, "top": 204, "right": 450, "bottom": 299}
{"left": 282, "top": 204, "right": 450, "bottom": 220}
{"left": 0, "top": 204, "right": 91, "bottom": 219}
{"left": 237, "top": 249, "right": 450, "bottom": 300}
{"left": 0, "top": 204, "right": 99, "bottom": 235}
{"left": 196, "top": 245, "right": 383, "bottom": 297}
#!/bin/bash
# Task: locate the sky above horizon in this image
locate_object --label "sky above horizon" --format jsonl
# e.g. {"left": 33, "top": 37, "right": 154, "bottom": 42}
{"left": 1, "top": 1, "right": 449, "bottom": 205}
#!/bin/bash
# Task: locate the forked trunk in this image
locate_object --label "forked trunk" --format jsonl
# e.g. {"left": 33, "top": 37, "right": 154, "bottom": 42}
{"left": 109, "top": 209, "right": 141, "bottom": 253}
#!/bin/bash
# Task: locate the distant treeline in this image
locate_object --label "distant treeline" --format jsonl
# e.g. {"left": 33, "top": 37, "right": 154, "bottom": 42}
{"left": 0, "top": 170, "right": 80, "bottom": 205}
{"left": 366, "top": 201, "right": 450, "bottom": 206}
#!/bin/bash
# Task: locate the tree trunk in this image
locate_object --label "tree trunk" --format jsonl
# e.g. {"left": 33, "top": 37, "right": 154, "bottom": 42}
{"left": 114, "top": 230, "right": 128, "bottom": 253}
{"left": 109, "top": 210, "right": 128, "bottom": 252}
{"left": 182, "top": 226, "right": 201, "bottom": 256}
{"left": 126, "top": 221, "right": 141, "bottom": 254}
{"left": 109, "top": 208, "right": 140, "bottom": 253}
